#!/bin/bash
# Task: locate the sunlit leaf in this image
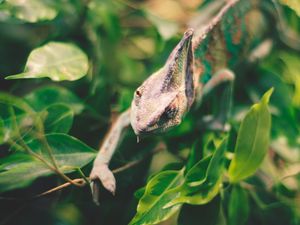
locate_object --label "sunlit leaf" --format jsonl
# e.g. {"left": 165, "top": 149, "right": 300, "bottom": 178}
{"left": 228, "top": 88, "right": 273, "bottom": 183}
{"left": 228, "top": 185, "right": 249, "bottom": 225}
{"left": 0, "top": 133, "right": 96, "bottom": 192}
{"left": 43, "top": 104, "right": 73, "bottom": 133}
{"left": 129, "top": 170, "right": 184, "bottom": 225}
{"left": 5, "top": 42, "right": 89, "bottom": 81}
{"left": 279, "top": 0, "right": 300, "bottom": 17}
{"left": 166, "top": 137, "right": 227, "bottom": 207}
{"left": 25, "top": 85, "right": 84, "bottom": 114}
{"left": 5, "top": 0, "right": 57, "bottom": 22}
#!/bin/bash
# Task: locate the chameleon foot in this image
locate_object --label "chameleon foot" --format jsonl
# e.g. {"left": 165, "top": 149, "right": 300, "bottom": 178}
{"left": 90, "top": 164, "right": 116, "bottom": 194}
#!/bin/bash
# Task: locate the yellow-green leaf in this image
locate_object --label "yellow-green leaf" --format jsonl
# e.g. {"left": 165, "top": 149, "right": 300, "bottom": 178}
{"left": 129, "top": 170, "right": 184, "bottom": 225}
{"left": 228, "top": 88, "right": 273, "bottom": 182}
{"left": 165, "top": 137, "right": 228, "bottom": 207}
{"left": 5, "top": 42, "right": 89, "bottom": 81}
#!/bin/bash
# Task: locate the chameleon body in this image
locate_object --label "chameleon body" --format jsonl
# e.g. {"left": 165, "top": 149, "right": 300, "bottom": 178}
{"left": 90, "top": 0, "right": 277, "bottom": 203}
{"left": 131, "top": 0, "right": 273, "bottom": 136}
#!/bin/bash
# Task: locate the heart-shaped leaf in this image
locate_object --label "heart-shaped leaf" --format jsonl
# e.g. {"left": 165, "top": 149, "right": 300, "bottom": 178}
{"left": 5, "top": 42, "right": 89, "bottom": 81}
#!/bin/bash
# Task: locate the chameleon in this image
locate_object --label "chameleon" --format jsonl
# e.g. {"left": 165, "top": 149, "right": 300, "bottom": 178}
{"left": 89, "top": 0, "right": 299, "bottom": 204}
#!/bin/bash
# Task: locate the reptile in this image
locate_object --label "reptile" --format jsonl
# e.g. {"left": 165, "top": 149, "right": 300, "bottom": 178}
{"left": 89, "top": 0, "right": 299, "bottom": 204}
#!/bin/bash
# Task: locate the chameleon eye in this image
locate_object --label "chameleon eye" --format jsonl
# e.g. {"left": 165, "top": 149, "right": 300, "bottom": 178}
{"left": 136, "top": 90, "right": 142, "bottom": 97}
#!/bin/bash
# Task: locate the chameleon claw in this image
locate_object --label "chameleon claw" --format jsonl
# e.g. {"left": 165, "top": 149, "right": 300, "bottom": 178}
{"left": 90, "top": 164, "right": 116, "bottom": 203}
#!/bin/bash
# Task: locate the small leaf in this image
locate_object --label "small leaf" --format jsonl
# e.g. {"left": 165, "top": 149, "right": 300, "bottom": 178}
{"left": 279, "top": 0, "right": 300, "bottom": 17}
{"left": 43, "top": 104, "right": 73, "bottom": 133}
{"left": 166, "top": 137, "right": 227, "bottom": 207}
{"left": 25, "top": 85, "right": 84, "bottom": 114}
{"left": 5, "top": 0, "right": 57, "bottom": 22}
{"left": 228, "top": 88, "right": 273, "bottom": 183}
{"left": 129, "top": 170, "right": 184, "bottom": 225}
{"left": 228, "top": 185, "right": 249, "bottom": 225}
{"left": 5, "top": 42, "right": 89, "bottom": 81}
{"left": 0, "top": 133, "right": 96, "bottom": 193}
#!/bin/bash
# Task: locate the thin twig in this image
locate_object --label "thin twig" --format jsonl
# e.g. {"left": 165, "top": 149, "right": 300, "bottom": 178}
{"left": 33, "top": 145, "right": 164, "bottom": 198}
{"left": 34, "top": 178, "right": 86, "bottom": 198}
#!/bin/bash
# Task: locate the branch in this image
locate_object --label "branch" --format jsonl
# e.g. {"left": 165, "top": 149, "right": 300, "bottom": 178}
{"left": 33, "top": 145, "right": 164, "bottom": 198}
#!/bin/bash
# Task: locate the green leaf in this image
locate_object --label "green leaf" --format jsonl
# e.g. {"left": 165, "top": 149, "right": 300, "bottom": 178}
{"left": 5, "top": 42, "right": 89, "bottom": 81}
{"left": 228, "top": 185, "right": 249, "bottom": 225}
{"left": 129, "top": 170, "right": 184, "bottom": 225}
{"left": 279, "top": 0, "right": 300, "bottom": 17}
{"left": 228, "top": 88, "right": 273, "bottom": 183}
{"left": 25, "top": 85, "right": 84, "bottom": 114}
{"left": 0, "top": 153, "right": 50, "bottom": 192}
{"left": 166, "top": 137, "right": 228, "bottom": 206}
{"left": 0, "top": 133, "right": 96, "bottom": 192}
{"left": 43, "top": 104, "right": 73, "bottom": 133}
{"left": 28, "top": 133, "right": 96, "bottom": 166}
{"left": 0, "top": 93, "right": 36, "bottom": 143}
{"left": 5, "top": 0, "right": 57, "bottom": 22}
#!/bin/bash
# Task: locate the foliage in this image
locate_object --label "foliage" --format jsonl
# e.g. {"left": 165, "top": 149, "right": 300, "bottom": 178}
{"left": 0, "top": 0, "right": 299, "bottom": 225}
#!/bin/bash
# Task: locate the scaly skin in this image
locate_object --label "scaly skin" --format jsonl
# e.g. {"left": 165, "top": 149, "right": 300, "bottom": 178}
{"left": 90, "top": 0, "right": 276, "bottom": 203}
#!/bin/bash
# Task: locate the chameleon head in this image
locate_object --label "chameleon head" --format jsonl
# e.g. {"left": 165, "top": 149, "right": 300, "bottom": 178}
{"left": 130, "top": 29, "right": 195, "bottom": 136}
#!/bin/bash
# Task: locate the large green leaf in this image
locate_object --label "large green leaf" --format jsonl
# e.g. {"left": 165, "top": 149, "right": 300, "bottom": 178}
{"left": 228, "top": 88, "right": 273, "bottom": 182}
{"left": 0, "top": 133, "right": 96, "bottom": 192}
{"left": 166, "top": 137, "right": 228, "bottom": 207}
{"left": 228, "top": 185, "right": 249, "bottom": 225}
{"left": 42, "top": 104, "right": 73, "bottom": 133}
{"left": 4, "top": 0, "right": 57, "bottom": 22}
{"left": 27, "top": 133, "right": 96, "bottom": 166}
{"left": 25, "top": 85, "right": 84, "bottom": 114}
{"left": 5, "top": 42, "right": 89, "bottom": 81}
{"left": 129, "top": 170, "right": 184, "bottom": 225}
